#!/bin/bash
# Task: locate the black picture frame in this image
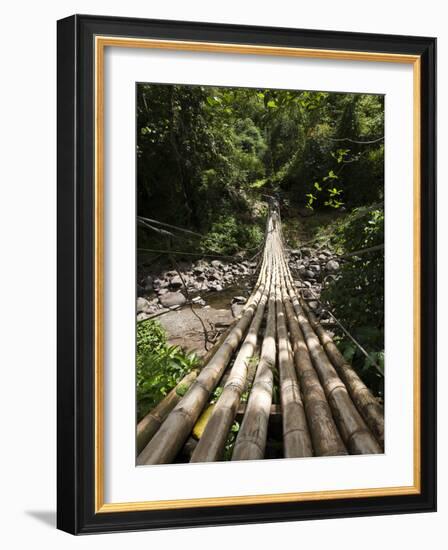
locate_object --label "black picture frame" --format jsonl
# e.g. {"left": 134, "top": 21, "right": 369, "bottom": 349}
{"left": 57, "top": 14, "right": 436, "bottom": 535}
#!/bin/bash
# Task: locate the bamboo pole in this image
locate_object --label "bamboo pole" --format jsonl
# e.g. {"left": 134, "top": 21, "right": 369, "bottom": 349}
{"left": 276, "top": 238, "right": 313, "bottom": 458}
{"left": 232, "top": 244, "right": 278, "bottom": 461}
{"left": 137, "top": 230, "right": 272, "bottom": 465}
{"left": 136, "top": 369, "right": 198, "bottom": 454}
{"left": 136, "top": 203, "right": 383, "bottom": 463}
{"left": 301, "top": 300, "right": 384, "bottom": 448}
{"left": 136, "top": 297, "right": 242, "bottom": 456}
{"left": 286, "top": 282, "right": 382, "bottom": 455}
{"left": 277, "top": 251, "right": 347, "bottom": 456}
{"left": 190, "top": 264, "right": 273, "bottom": 462}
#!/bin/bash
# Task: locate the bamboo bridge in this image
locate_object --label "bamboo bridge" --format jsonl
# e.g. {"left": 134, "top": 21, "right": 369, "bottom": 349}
{"left": 137, "top": 200, "right": 384, "bottom": 465}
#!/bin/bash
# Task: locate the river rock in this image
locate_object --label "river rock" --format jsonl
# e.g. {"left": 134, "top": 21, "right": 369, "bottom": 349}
{"left": 193, "top": 260, "right": 208, "bottom": 274}
{"left": 210, "top": 283, "right": 223, "bottom": 292}
{"left": 211, "top": 260, "right": 223, "bottom": 270}
{"left": 153, "top": 278, "right": 169, "bottom": 289}
{"left": 157, "top": 288, "right": 169, "bottom": 296}
{"left": 159, "top": 292, "right": 186, "bottom": 308}
{"left": 207, "top": 269, "right": 220, "bottom": 281}
{"left": 231, "top": 303, "right": 245, "bottom": 318}
{"left": 194, "top": 281, "right": 209, "bottom": 291}
{"left": 137, "top": 297, "right": 152, "bottom": 313}
{"left": 169, "top": 275, "right": 183, "bottom": 289}
{"left": 232, "top": 296, "right": 247, "bottom": 304}
{"left": 326, "top": 259, "right": 340, "bottom": 272}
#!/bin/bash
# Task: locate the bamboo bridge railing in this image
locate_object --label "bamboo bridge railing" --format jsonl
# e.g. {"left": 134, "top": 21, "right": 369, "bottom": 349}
{"left": 137, "top": 201, "right": 384, "bottom": 465}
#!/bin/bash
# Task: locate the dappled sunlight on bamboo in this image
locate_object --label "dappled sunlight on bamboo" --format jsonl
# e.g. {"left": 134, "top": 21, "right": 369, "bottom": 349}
{"left": 137, "top": 201, "right": 383, "bottom": 465}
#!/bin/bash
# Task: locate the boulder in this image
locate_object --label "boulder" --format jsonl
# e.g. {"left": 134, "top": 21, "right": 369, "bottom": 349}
{"left": 159, "top": 292, "right": 187, "bottom": 308}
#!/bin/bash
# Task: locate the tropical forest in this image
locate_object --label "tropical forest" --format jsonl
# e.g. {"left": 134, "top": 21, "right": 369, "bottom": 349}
{"left": 136, "top": 83, "right": 385, "bottom": 464}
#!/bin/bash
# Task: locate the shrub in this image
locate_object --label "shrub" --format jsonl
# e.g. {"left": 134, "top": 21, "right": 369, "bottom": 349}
{"left": 136, "top": 320, "right": 200, "bottom": 420}
{"left": 322, "top": 206, "right": 384, "bottom": 396}
{"left": 200, "top": 213, "right": 264, "bottom": 255}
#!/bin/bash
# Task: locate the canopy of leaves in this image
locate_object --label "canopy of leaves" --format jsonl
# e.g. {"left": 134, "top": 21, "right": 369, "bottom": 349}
{"left": 137, "top": 84, "right": 384, "bottom": 254}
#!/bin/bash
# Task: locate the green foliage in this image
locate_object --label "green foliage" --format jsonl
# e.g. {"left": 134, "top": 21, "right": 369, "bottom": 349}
{"left": 136, "top": 320, "right": 200, "bottom": 421}
{"left": 137, "top": 84, "right": 384, "bottom": 251}
{"left": 322, "top": 207, "right": 384, "bottom": 395}
{"left": 200, "top": 213, "right": 264, "bottom": 255}
{"left": 136, "top": 82, "right": 385, "bottom": 401}
{"left": 222, "top": 420, "right": 241, "bottom": 460}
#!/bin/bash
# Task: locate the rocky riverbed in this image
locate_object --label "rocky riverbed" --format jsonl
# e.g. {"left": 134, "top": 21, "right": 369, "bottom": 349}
{"left": 136, "top": 258, "right": 258, "bottom": 320}
{"left": 287, "top": 246, "right": 341, "bottom": 315}
{"left": 136, "top": 247, "right": 341, "bottom": 357}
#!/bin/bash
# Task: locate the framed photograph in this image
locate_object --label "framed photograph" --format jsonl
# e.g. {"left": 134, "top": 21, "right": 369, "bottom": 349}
{"left": 57, "top": 14, "right": 436, "bottom": 534}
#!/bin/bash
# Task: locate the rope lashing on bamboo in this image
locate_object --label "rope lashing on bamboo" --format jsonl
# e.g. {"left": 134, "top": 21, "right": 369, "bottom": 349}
{"left": 137, "top": 201, "right": 384, "bottom": 465}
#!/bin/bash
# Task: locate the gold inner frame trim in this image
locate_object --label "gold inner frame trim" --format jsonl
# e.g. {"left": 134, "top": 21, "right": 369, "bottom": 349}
{"left": 94, "top": 35, "right": 421, "bottom": 513}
